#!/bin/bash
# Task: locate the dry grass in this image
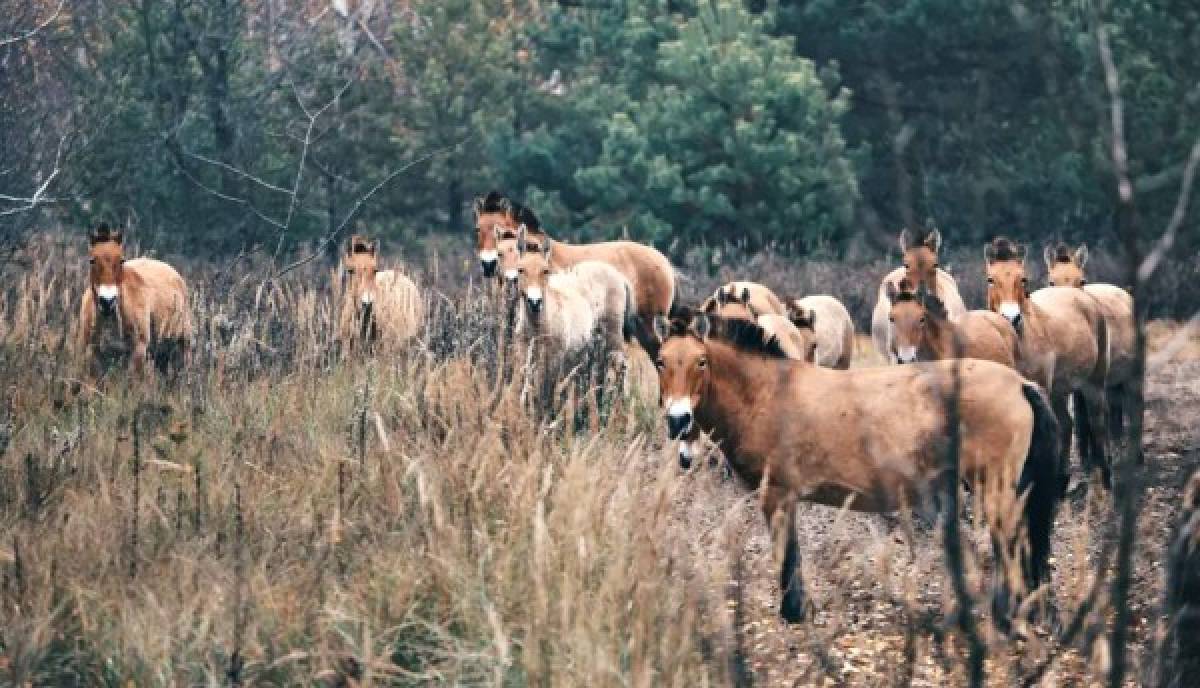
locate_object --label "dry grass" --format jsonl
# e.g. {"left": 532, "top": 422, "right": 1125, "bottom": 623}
{"left": 0, "top": 236, "right": 1196, "bottom": 686}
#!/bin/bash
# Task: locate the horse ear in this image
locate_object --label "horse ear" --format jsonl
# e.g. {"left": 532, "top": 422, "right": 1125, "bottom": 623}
{"left": 885, "top": 280, "right": 899, "bottom": 303}
{"left": 652, "top": 315, "right": 670, "bottom": 344}
{"left": 1074, "top": 244, "right": 1089, "bottom": 268}
{"left": 473, "top": 196, "right": 484, "bottom": 218}
{"left": 110, "top": 227, "right": 123, "bottom": 245}
{"left": 541, "top": 238, "right": 552, "bottom": 261}
{"left": 740, "top": 287, "right": 750, "bottom": 304}
{"left": 925, "top": 228, "right": 941, "bottom": 253}
{"left": 88, "top": 224, "right": 105, "bottom": 245}
{"left": 692, "top": 314, "right": 711, "bottom": 340}
{"left": 898, "top": 229, "right": 911, "bottom": 253}
{"left": 1043, "top": 244, "right": 1056, "bottom": 270}
{"left": 1015, "top": 243, "right": 1027, "bottom": 263}
{"left": 983, "top": 242, "right": 997, "bottom": 265}
{"left": 702, "top": 297, "right": 718, "bottom": 315}
{"left": 715, "top": 287, "right": 730, "bottom": 307}
{"left": 516, "top": 225, "right": 527, "bottom": 255}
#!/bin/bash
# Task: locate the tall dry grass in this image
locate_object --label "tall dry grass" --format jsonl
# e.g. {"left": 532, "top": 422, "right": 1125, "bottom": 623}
{"left": 0, "top": 235, "right": 1189, "bottom": 686}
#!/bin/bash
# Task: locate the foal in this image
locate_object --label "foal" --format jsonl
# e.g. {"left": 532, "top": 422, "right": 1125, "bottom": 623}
{"left": 872, "top": 227, "right": 967, "bottom": 362}
{"left": 78, "top": 224, "right": 192, "bottom": 377}
{"left": 887, "top": 279, "right": 1018, "bottom": 368}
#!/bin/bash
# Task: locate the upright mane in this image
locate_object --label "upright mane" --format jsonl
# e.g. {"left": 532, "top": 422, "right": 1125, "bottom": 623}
{"left": 348, "top": 234, "right": 374, "bottom": 254}
{"left": 476, "top": 191, "right": 509, "bottom": 214}
{"left": 988, "top": 237, "right": 1021, "bottom": 262}
{"left": 512, "top": 203, "right": 542, "bottom": 232}
{"left": 670, "top": 310, "right": 790, "bottom": 360}
{"left": 1052, "top": 242, "right": 1074, "bottom": 263}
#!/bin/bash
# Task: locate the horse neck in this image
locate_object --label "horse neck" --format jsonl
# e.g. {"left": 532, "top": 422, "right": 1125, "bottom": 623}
{"left": 923, "top": 312, "right": 957, "bottom": 359}
{"left": 696, "top": 341, "right": 785, "bottom": 458}
{"left": 546, "top": 238, "right": 588, "bottom": 267}
{"left": 1016, "top": 295, "right": 1052, "bottom": 342}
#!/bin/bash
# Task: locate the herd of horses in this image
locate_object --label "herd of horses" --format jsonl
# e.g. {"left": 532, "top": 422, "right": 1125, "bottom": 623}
{"left": 77, "top": 192, "right": 1136, "bottom": 627}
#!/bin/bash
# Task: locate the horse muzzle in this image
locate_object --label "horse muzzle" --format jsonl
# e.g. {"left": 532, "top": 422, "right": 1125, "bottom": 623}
{"left": 666, "top": 412, "right": 693, "bottom": 441}
{"left": 524, "top": 294, "right": 543, "bottom": 316}
{"left": 97, "top": 295, "right": 118, "bottom": 316}
{"left": 481, "top": 260, "right": 497, "bottom": 278}
{"left": 678, "top": 441, "right": 693, "bottom": 470}
{"left": 895, "top": 346, "right": 918, "bottom": 364}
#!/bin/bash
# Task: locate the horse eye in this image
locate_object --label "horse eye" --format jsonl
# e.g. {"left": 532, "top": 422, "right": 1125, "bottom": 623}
{"left": 517, "top": 267, "right": 525, "bottom": 274}
{"left": 654, "top": 358, "right": 664, "bottom": 368}
{"left": 888, "top": 315, "right": 894, "bottom": 322}
{"left": 542, "top": 269, "right": 549, "bottom": 276}
{"left": 1080, "top": 279, "right": 1088, "bottom": 286}
{"left": 697, "top": 358, "right": 708, "bottom": 369}
{"left": 346, "top": 269, "right": 355, "bottom": 275}
{"left": 88, "top": 257, "right": 95, "bottom": 264}
{"left": 919, "top": 316, "right": 926, "bottom": 324}
{"left": 986, "top": 277, "right": 994, "bottom": 285}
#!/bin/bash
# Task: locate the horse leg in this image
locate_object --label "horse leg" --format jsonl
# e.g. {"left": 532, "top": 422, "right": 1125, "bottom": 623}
{"left": 1108, "top": 382, "right": 1125, "bottom": 442}
{"left": 1050, "top": 394, "right": 1073, "bottom": 496}
{"left": 1071, "top": 390, "right": 1092, "bottom": 479}
{"left": 763, "top": 485, "right": 807, "bottom": 623}
{"left": 1080, "top": 382, "right": 1112, "bottom": 489}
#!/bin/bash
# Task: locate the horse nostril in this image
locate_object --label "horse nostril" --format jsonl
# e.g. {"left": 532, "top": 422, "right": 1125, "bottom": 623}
{"left": 666, "top": 412, "right": 693, "bottom": 440}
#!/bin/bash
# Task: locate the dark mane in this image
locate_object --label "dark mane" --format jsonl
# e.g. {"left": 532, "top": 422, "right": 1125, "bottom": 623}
{"left": 918, "top": 289, "right": 949, "bottom": 320}
{"left": 477, "top": 191, "right": 509, "bottom": 213}
{"left": 666, "top": 310, "right": 788, "bottom": 360}
{"left": 348, "top": 234, "right": 374, "bottom": 254}
{"left": 989, "top": 237, "right": 1021, "bottom": 262}
{"left": 511, "top": 203, "right": 542, "bottom": 232}
{"left": 714, "top": 317, "right": 790, "bottom": 359}
{"left": 1053, "top": 242, "right": 1074, "bottom": 263}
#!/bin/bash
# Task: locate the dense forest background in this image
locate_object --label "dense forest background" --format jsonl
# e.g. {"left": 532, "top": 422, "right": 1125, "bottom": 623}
{"left": 2, "top": 0, "right": 1197, "bottom": 268}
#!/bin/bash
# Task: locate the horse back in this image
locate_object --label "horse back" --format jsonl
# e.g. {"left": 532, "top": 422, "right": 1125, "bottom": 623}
{"left": 123, "top": 258, "right": 192, "bottom": 340}
{"left": 958, "top": 310, "right": 1018, "bottom": 368}
{"left": 552, "top": 240, "right": 673, "bottom": 318}
{"left": 795, "top": 294, "right": 855, "bottom": 369}
{"left": 765, "top": 360, "right": 1032, "bottom": 509}
{"left": 1029, "top": 286, "right": 1106, "bottom": 386}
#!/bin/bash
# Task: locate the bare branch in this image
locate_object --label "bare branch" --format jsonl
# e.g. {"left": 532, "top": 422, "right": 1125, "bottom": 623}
{"left": 1138, "top": 136, "right": 1200, "bottom": 282}
{"left": 181, "top": 150, "right": 294, "bottom": 196}
{"left": 269, "top": 135, "right": 472, "bottom": 281}
{"left": 0, "top": 0, "right": 66, "bottom": 48}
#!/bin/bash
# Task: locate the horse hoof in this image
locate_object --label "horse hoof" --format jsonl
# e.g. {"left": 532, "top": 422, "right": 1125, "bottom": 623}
{"left": 780, "top": 592, "right": 812, "bottom": 624}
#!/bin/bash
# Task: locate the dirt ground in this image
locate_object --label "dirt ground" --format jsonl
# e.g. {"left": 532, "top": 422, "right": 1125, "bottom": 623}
{"left": 661, "top": 334, "right": 1200, "bottom": 686}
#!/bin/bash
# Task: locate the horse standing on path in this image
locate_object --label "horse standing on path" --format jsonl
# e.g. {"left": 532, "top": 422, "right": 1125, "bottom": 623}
{"left": 78, "top": 224, "right": 193, "bottom": 378}
{"left": 1044, "top": 242, "right": 1137, "bottom": 445}
{"left": 653, "top": 313, "right": 1060, "bottom": 624}
{"left": 985, "top": 237, "right": 1112, "bottom": 490}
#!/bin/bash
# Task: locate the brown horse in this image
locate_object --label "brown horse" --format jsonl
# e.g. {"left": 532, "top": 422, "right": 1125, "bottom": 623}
{"left": 473, "top": 191, "right": 518, "bottom": 278}
{"left": 785, "top": 295, "right": 855, "bottom": 370}
{"left": 653, "top": 313, "right": 1060, "bottom": 623}
{"left": 78, "top": 224, "right": 193, "bottom": 376}
{"left": 873, "top": 228, "right": 968, "bottom": 362}
{"left": 707, "top": 281, "right": 786, "bottom": 317}
{"left": 339, "top": 235, "right": 423, "bottom": 352}
{"left": 506, "top": 215, "right": 675, "bottom": 356}
{"left": 1043, "top": 242, "right": 1136, "bottom": 440}
{"left": 886, "top": 279, "right": 1018, "bottom": 368}
{"left": 985, "top": 237, "right": 1111, "bottom": 489}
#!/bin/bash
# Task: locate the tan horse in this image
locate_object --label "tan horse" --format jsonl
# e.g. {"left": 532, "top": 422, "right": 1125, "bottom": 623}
{"left": 339, "top": 235, "right": 422, "bottom": 353}
{"left": 514, "top": 247, "right": 634, "bottom": 355}
{"left": 78, "top": 224, "right": 192, "bottom": 377}
{"left": 886, "top": 279, "right": 1018, "bottom": 368}
{"left": 653, "top": 313, "right": 1060, "bottom": 623}
{"left": 985, "top": 237, "right": 1111, "bottom": 489}
{"left": 473, "top": 191, "right": 516, "bottom": 278}
{"left": 709, "top": 281, "right": 786, "bottom": 317}
{"left": 507, "top": 218, "right": 674, "bottom": 356}
{"left": 1044, "top": 242, "right": 1136, "bottom": 439}
{"left": 786, "top": 295, "right": 855, "bottom": 370}
{"left": 872, "top": 228, "right": 968, "bottom": 362}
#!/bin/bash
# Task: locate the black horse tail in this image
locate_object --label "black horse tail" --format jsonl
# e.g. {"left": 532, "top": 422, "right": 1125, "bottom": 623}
{"left": 621, "top": 280, "right": 637, "bottom": 343}
{"left": 1019, "top": 382, "right": 1062, "bottom": 589}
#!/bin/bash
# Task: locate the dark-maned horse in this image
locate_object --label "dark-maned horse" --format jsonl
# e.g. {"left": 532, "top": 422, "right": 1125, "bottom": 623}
{"left": 873, "top": 227, "right": 968, "bottom": 362}
{"left": 887, "top": 278, "right": 1018, "bottom": 368}
{"left": 653, "top": 312, "right": 1060, "bottom": 624}
{"left": 985, "top": 237, "right": 1111, "bottom": 491}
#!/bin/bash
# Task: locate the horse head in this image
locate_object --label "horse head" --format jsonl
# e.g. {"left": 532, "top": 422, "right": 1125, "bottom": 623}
{"left": 984, "top": 236, "right": 1029, "bottom": 330}
{"left": 1044, "top": 242, "right": 1088, "bottom": 288}
{"left": 88, "top": 223, "right": 125, "bottom": 317}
